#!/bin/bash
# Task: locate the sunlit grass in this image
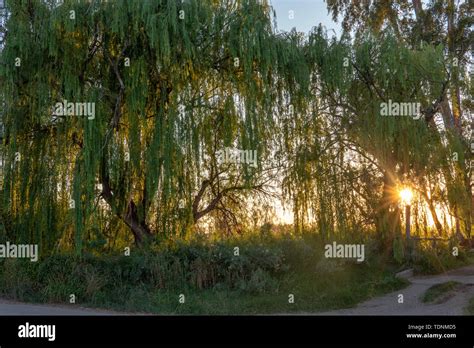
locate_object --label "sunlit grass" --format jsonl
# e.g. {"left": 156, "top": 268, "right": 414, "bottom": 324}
{"left": 421, "top": 281, "right": 462, "bottom": 303}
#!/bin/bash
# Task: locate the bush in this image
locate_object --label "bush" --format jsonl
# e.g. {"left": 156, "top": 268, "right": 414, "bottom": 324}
{"left": 0, "top": 259, "right": 37, "bottom": 300}
{"left": 412, "top": 240, "right": 471, "bottom": 274}
{"left": 237, "top": 268, "right": 279, "bottom": 294}
{"left": 0, "top": 236, "right": 291, "bottom": 306}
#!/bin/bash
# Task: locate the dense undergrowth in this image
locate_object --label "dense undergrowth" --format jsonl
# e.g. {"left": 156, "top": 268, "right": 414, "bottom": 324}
{"left": 0, "top": 232, "right": 436, "bottom": 314}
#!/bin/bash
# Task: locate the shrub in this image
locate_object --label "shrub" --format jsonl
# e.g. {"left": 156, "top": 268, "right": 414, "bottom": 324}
{"left": 412, "top": 240, "right": 471, "bottom": 274}
{"left": 0, "top": 236, "right": 291, "bottom": 306}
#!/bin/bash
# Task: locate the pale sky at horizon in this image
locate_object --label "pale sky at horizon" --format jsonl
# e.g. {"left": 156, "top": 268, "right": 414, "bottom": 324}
{"left": 270, "top": 0, "right": 342, "bottom": 38}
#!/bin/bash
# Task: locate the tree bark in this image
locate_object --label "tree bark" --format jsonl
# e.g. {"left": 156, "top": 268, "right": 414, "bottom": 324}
{"left": 100, "top": 155, "right": 151, "bottom": 246}
{"left": 124, "top": 200, "right": 152, "bottom": 245}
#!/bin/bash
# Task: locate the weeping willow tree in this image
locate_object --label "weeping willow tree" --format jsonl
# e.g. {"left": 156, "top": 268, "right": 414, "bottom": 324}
{"left": 283, "top": 26, "right": 471, "bottom": 251}
{"left": 324, "top": 0, "right": 473, "bottom": 243}
{"left": 0, "top": 0, "right": 310, "bottom": 255}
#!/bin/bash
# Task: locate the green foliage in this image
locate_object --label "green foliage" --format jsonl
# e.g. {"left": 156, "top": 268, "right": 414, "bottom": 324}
{"left": 0, "top": 0, "right": 320, "bottom": 251}
{"left": 0, "top": 259, "right": 37, "bottom": 300}
{"left": 392, "top": 236, "right": 405, "bottom": 264}
{"left": 0, "top": 0, "right": 471, "bottom": 255}
{"left": 0, "top": 236, "right": 290, "bottom": 305}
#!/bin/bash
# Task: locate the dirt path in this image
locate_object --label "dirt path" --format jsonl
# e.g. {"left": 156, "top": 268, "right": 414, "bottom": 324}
{"left": 0, "top": 299, "right": 124, "bottom": 315}
{"left": 316, "top": 264, "right": 474, "bottom": 315}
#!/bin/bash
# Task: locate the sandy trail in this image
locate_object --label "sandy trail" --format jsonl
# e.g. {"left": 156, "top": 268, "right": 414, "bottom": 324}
{"left": 0, "top": 299, "right": 124, "bottom": 315}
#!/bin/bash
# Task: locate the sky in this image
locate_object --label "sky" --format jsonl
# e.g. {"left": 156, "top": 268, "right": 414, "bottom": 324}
{"left": 270, "top": 0, "right": 341, "bottom": 37}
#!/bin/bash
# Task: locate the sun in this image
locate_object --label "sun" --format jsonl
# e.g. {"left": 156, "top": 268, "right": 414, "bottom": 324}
{"left": 399, "top": 188, "right": 413, "bottom": 205}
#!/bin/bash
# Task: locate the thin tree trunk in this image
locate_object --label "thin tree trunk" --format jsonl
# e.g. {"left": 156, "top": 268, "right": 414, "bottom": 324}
{"left": 427, "top": 199, "right": 443, "bottom": 237}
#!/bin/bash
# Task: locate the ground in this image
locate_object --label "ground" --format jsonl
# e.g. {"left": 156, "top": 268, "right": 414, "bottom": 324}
{"left": 0, "top": 299, "right": 121, "bottom": 315}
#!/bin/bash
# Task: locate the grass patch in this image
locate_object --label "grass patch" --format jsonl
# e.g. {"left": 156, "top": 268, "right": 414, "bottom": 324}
{"left": 464, "top": 297, "right": 474, "bottom": 315}
{"left": 421, "top": 281, "right": 462, "bottom": 303}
